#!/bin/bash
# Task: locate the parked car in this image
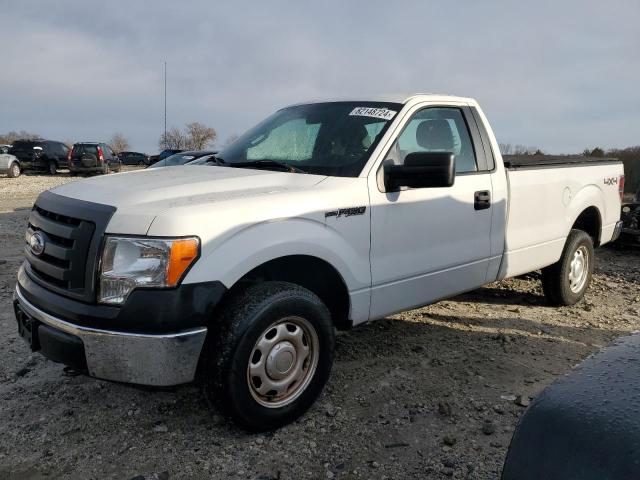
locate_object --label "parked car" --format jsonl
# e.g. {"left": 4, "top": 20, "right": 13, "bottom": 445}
{"left": 0, "top": 148, "right": 21, "bottom": 178}
{"left": 502, "top": 333, "right": 640, "bottom": 480}
{"left": 13, "top": 94, "right": 623, "bottom": 431}
{"left": 185, "top": 154, "right": 219, "bottom": 166}
{"left": 119, "top": 151, "right": 150, "bottom": 166}
{"left": 147, "top": 150, "right": 217, "bottom": 168}
{"left": 148, "top": 149, "right": 184, "bottom": 165}
{"left": 7, "top": 139, "right": 69, "bottom": 175}
{"left": 68, "top": 142, "right": 121, "bottom": 175}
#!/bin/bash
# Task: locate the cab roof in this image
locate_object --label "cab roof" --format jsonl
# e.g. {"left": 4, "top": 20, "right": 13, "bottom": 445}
{"left": 287, "top": 93, "right": 477, "bottom": 108}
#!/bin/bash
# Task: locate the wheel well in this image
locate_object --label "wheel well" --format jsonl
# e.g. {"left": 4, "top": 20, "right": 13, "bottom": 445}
{"left": 572, "top": 207, "right": 601, "bottom": 246}
{"left": 233, "top": 255, "right": 352, "bottom": 330}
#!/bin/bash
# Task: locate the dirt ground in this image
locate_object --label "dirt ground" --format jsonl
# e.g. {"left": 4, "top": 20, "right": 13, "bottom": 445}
{"left": 1, "top": 172, "right": 639, "bottom": 480}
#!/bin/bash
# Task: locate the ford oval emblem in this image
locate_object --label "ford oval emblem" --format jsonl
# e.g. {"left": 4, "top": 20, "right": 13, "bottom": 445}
{"left": 30, "top": 231, "right": 45, "bottom": 256}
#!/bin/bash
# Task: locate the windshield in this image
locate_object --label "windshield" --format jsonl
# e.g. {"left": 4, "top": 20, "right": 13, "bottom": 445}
{"left": 186, "top": 154, "right": 216, "bottom": 165}
{"left": 149, "top": 152, "right": 197, "bottom": 168}
{"left": 216, "top": 101, "right": 401, "bottom": 177}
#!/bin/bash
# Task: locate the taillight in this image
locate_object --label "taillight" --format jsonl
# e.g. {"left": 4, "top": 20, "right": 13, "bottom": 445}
{"left": 97, "top": 146, "right": 104, "bottom": 163}
{"left": 67, "top": 148, "right": 73, "bottom": 162}
{"left": 619, "top": 174, "right": 625, "bottom": 201}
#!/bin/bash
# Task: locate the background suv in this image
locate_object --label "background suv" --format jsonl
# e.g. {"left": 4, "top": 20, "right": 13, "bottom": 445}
{"left": 7, "top": 139, "right": 69, "bottom": 175}
{"left": 69, "top": 143, "right": 121, "bottom": 175}
{"left": 119, "top": 151, "right": 150, "bottom": 166}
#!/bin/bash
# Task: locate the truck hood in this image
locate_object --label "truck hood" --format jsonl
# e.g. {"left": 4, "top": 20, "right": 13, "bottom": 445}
{"left": 50, "top": 166, "right": 327, "bottom": 234}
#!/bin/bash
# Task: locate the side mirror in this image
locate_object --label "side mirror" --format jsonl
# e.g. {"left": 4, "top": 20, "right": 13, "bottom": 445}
{"left": 384, "top": 152, "right": 455, "bottom": 191}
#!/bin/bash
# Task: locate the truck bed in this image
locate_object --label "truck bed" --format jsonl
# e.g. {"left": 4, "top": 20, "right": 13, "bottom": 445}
{"left": 500, "top": 160, "right": 624, "bottom": 279}
{"left": 503, "top": 155, "right": 619, "bottom": 169}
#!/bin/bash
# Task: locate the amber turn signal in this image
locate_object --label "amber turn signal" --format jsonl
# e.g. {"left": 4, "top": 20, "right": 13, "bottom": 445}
{"left": 167, "top": 238, "right": 200, "bottom": 286}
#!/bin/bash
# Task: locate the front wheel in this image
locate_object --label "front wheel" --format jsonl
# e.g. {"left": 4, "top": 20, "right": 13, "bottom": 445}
{"left": 8, "top": 162, "right": 21, "bottom": 178}
{"left": 542, "top": 229, "right": 594, "bottom": 306}
{"left": 200, "top": 281, "right": 335, "bottom": 431}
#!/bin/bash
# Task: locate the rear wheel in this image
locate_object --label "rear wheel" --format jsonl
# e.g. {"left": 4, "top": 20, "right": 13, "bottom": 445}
{"left": 542, "top": 229, "right": 594, "bottom": 306}
{"left": 138, "top": 160, "right": 145, "bottom": 166}
{"left": 200, "top": 281, "right": 335, "bottom": 431}
{"left": 8, "top": 162, "right": 21, "bottom": 178}
{"left": 48, "top": 161, "right": 57, "bottom": 175}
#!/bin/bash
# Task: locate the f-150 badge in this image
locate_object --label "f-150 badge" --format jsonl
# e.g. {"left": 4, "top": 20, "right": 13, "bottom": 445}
{"left": 325, "top": 206, "right": 366, "bottom": 219}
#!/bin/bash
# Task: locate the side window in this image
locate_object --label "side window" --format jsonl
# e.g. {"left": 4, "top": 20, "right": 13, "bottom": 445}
{"left": 389, "top": 107, "right": 478, "bottom": 173}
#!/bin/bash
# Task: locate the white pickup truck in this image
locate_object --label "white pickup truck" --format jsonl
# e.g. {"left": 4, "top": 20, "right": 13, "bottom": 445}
{"left": 13, "top": 94, "right": 624, "bottom": 430}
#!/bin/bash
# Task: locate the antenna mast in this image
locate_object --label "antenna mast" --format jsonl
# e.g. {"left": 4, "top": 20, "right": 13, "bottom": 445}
{"left": 163, "top": 61, "right": 167, "bottom": 148}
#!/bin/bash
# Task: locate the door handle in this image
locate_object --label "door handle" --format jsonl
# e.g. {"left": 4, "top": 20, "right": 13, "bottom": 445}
{"left": 474, "top": 190, "right": 491, "bottom": 210}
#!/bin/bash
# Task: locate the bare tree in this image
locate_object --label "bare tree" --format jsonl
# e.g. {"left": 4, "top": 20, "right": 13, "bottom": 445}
{"left": 513, "top": 144, "right": 528, "bottom": 155}
{"left": 224, "top": 134, "right": 239, "bottom": 147}
{"left": 185, "top": 122, "right": 217, "bottom": 150}
{"left": 109, "top": 133, "right": 130, "bottom": 154}
{"left": 0, "top": 130, "right": 40, "bottom": 144}
{"left": 159, "top": 127, "right": 187, "bottom": 150}
{"left": 584, "top": 147, "right": 605, "bottom": 157}
{"left": 499, "top": 143, "right": 513, "bottom": 155}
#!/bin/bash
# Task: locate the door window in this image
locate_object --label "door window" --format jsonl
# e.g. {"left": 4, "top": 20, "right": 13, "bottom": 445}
{"left": 389, "top": 107, "right": 478, "bottom": 173}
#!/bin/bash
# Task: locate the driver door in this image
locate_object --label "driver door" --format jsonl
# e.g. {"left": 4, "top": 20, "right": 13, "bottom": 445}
{"left": 368, "top": 104, "right": 493, "bottom": 320}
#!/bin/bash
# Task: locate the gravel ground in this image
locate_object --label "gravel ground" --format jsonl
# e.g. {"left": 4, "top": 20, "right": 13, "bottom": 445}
{"left": 0, "top": 173, "right": 639, "bottom": 480}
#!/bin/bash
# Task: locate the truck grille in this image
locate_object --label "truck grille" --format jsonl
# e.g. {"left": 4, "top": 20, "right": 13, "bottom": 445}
{"left": 24, "top": 191, "right": 115, "bottom": 303}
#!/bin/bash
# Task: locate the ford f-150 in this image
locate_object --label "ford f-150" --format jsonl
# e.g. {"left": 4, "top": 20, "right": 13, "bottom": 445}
{"left": 13, "top": 94, "right": 624, "bottom": 430}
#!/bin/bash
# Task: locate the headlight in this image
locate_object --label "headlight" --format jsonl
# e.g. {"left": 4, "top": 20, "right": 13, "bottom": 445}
{"left": 99, "top": 236, "right": 199, "bottom": 305}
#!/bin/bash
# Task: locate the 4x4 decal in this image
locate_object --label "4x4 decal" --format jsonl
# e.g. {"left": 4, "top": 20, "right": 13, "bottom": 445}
{"left": 604, "top": 177, "right": 618, "bottom": 186}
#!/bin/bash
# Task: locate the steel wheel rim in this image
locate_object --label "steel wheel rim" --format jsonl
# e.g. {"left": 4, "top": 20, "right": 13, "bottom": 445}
{"left": 247, "top": 316, "right": 319, "bottom": 408}
{"left": 568, "top": 245, "right": 589, "bottom": 293}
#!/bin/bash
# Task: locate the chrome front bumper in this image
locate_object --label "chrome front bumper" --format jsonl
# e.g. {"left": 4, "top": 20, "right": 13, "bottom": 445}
{"left": 14, "top": 285, "right": 207, "bottom": 386}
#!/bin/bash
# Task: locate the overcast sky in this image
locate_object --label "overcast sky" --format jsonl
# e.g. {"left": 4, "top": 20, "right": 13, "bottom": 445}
{"left": 1, "top": 1, "right": 638, "bottom": 154}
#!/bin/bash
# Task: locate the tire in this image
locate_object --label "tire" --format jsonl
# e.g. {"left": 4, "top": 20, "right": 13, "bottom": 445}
{"left": 541, "top": 229, "right": 595, "bottom": 306}
{"left": 48, "top": 161, "right": 57, "bottom": 175}
{"left": 104, "top": 164, "right": 111, "bottom": 174}
{"left": 200, "top": 281, "right": 335, "bottom": 431}
{"left": 8, "top": 162, "right": 21, "bottom": 178}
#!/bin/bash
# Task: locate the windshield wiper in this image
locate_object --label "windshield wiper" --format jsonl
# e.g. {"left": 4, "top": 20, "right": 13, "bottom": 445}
{"left": 230, "top": 160, "right": 307, "bottom": 174}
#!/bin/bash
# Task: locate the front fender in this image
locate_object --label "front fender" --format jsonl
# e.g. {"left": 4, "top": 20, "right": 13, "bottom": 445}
{"left": 184, "top": 217, "right": 370, "bottom": 293}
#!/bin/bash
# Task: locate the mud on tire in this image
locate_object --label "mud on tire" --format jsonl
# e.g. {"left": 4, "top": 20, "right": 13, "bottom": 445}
{"left": 199, "top": 281, "right": 335, "bottom": 431}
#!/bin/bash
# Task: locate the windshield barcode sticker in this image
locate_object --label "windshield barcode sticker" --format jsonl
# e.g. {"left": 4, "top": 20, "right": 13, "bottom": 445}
{"left": 349, "top": 107, "right": 396, "bottom": 121}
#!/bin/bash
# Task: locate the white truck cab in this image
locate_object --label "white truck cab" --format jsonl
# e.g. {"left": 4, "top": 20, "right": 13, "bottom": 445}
{"left": 14, "top": 94, "right": 624, "bottom": 430}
